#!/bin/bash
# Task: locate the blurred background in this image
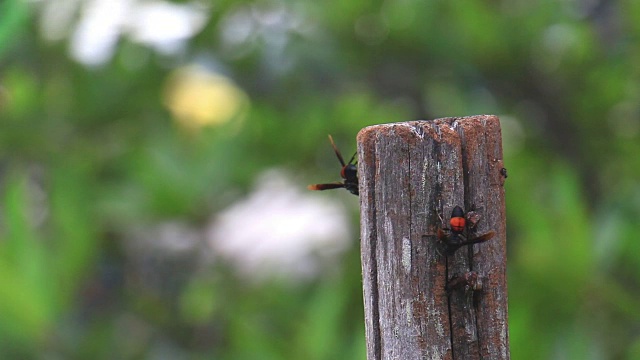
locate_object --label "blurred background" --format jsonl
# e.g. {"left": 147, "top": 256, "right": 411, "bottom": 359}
{"left": 1, "top": 0, "right": 639, "bottom": 359}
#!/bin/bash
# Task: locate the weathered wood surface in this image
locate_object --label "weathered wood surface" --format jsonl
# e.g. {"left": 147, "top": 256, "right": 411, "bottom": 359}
{"left": 357, "top": 115, "right": 509, "bottom": 360}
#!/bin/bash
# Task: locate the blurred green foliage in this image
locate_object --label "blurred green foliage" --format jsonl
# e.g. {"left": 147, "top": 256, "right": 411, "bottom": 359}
{"left": 1, "top": 0, "right": 640, "bottom": 359}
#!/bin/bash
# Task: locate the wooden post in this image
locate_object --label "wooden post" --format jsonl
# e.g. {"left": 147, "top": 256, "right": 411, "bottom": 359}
{"left": 357, "top": 115, "right": 509, "bottom": 360}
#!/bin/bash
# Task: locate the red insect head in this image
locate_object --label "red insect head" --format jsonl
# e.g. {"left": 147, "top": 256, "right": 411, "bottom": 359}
{"left": 450, "top": 216, "right": 465, "bottom": 233}
{"left": 449, "top": 206, "right": 466, "bottom": 233}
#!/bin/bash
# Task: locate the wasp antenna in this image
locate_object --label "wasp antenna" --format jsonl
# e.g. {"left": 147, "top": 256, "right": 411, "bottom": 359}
{"left": 347, "top": 151, "right": 357, "bottom": 165}
{"left": 328, "top": 134, "right": 346, "bottom": 167}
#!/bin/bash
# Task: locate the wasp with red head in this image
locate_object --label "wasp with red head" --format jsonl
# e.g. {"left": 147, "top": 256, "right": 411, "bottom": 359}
{"left": 437, "top": 205, "right": 495, "bottom": 255}
{"left": 308, "top": 135, "right": 359, "bottom": 196}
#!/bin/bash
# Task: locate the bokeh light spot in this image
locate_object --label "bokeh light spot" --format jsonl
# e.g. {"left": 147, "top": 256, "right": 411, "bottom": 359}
{"left": 163, "top": 66, "right": 248, "bottom": 130}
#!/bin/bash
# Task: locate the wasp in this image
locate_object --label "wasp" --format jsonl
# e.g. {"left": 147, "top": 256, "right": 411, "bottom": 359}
{"left": 308, "top": 135, "right": 359, "bottom": 196}
{"left": 437, "top": 206, "right": 495, "bottom": 255}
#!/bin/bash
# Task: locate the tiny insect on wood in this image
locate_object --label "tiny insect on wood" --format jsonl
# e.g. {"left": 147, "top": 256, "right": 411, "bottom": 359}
{"left": 446, "top": 271, "right": 482, "bottom": 293}
{"left": 308, "top": 135, "right": 359, "bottom": 196}
{"left": 437, "top": 206, "right": 495, "bottom": 255}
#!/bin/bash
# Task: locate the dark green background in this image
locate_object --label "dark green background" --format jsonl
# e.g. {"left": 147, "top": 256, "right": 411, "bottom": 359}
{"left": 1, "top": 0, "right": 639, "bottom": 358}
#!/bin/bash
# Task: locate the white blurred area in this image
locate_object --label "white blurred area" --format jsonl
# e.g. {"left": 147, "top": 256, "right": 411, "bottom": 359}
{"left": 37, "top": 0, "right": 314, "bottom": 69}
{"left": 207, "top": 170, "right": 353, "bottom": 282}
{"left": 39, "top": 0, "right": 209, "bottom": 66}
{"left": 120, "top": 170, "right": 354, "bottom": 283}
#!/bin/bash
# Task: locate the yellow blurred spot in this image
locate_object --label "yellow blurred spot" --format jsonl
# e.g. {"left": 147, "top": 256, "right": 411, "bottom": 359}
{"left": 163, "top": 65, "right": 247, "bottom": 130}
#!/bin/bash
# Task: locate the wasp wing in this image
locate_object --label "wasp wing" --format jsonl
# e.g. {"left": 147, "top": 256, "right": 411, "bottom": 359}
{"left": 462, "top": 231, "right": 496, "bottom": 246}
{"left": 308, "top": 182, "right": 345, "bottom": 191}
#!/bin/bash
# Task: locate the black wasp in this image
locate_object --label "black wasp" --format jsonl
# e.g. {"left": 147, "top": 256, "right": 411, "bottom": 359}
{"left": 437, "top": 206, "right": 495, "bottom": 255}
{"left": 308, "top": 135, "right": 359, "bottom": 196}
